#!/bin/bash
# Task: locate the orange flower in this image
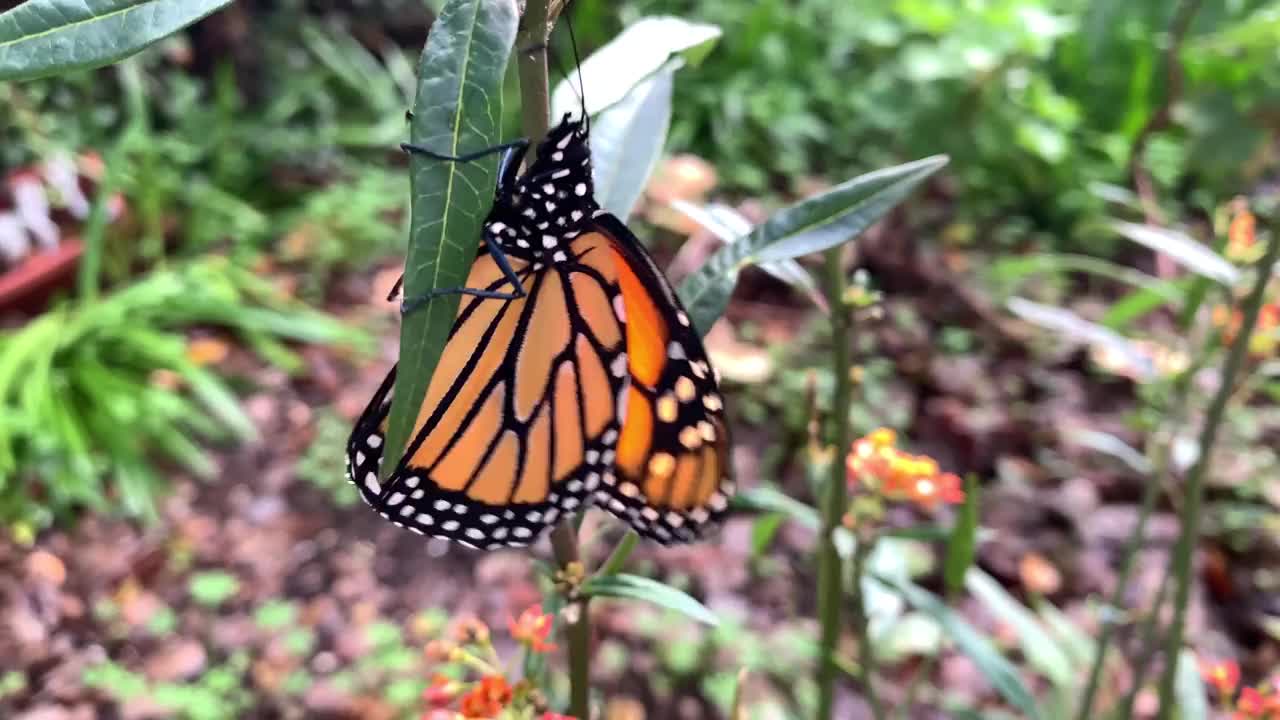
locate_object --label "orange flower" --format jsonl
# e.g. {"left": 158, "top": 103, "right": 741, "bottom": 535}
{"left": 1236, "top": 683, "right": 1280, "bottom": 719}
{"left": 508, "top": 604, "right": 557, "bottom": 653}
{"left": 906, "top": 472, "right": 965, "bottom": 508}
{"left": 459, "top": 675, "right": 512, "bottom": 718}
{"left": 1201, "top": 658, "right": 1241, "bottom": 697}
{"left": 846, "top": 428, "right": 965, "bottom": 509}
{"left": 1226, "top": 204, "right": 1259, "bottom": 262}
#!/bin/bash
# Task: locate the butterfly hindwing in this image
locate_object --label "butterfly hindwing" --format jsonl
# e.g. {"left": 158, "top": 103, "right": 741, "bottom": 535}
{"left": 589, "top": 214, "right": 734, "bottom": 544}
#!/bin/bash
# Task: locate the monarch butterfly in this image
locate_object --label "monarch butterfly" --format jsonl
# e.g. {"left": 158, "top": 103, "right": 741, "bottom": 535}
{"left": 345, "top": 111, "right": 732, "bottom": 549}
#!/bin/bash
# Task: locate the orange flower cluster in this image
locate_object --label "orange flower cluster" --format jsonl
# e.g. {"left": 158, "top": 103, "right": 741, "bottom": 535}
{"left": 421, "top": 605, "right": 572, "bottom": 720}
{"left": 1226, "top": 201, "right": 1262, "bottom": 263}
{"left": 1200, "top": 658, "right": 1280, "bottom": 719}
{"left": 845, "top": 428, "right": 964, "bottom": 508}
{"left": 1213, "top": 303, "right": 1280, "bottom": 358}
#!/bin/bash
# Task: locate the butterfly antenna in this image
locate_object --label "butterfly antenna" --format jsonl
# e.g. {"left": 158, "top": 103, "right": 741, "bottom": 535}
{"left": 564, "top": 8, "right": 589, "bottom": 129}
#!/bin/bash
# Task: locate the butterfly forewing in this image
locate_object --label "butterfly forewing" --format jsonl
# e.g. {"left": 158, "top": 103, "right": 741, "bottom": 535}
{"left": 346, "top": 230, "right": 628, "bottom": 549}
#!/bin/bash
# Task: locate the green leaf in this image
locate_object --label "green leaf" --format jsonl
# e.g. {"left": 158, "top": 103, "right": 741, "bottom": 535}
{"left": 986, "top": 253, "right": 1172, "bottom": 301}
{"left": 677, "top": 156, "right": 947, "bottom": 334}
{"left": 1111, "top": 221, "right": 1240, "bottom": 286}
{"left": 1102, "top": 278, "right": 1194, "bottom": 330}
{"left": 729, "top": 485, "right": 820, "bottom": 530}
{"left": 964, "top": 569, "right": 1073, "bottom": 687}
{"left": 551, "top": 16, "right": 721, "bottom": 117}
{"left": 0, "top": 0, "right": 232, "bottom": 81}
{"left": 588, "top": 62, "right": 674, "bottom": 220}
{"left": 944, "top": 475, "right": 979, "bottom": 595}
{"left": 1062, "top": 428, "right": 1152, "bottom": 475}
{"left": 188, "top": 571, "right": 240, "bottom": 607}
{"left": 672, "top": 200, "right": 822, "bottom": 308}
{"left": 254, "top": 600, "right": 298, "bottom": 631}
{"left": 1174, "top": 649, "right": 1209, "bottom": 720}
{"left": 883, "top": 575, "right": 1041, "bottom": 719}
{"left": 581, "top": 573, "right": 719, "bottom": 626}
{"left": 749, "top": 513, "right": 784, "bottom": 556}
{"left": 1006, "top": 297, "right": 1159, "bottom": 382}
{"left": 382, "top": 0, "right": 517, "bottom": 478}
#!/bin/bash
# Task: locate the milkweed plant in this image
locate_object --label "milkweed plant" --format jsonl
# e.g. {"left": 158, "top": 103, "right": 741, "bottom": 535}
{"left": 6, "top": 0, "right": 1277, "bottom": 719}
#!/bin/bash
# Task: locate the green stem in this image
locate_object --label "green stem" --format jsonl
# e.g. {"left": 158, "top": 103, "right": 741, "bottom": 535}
{"left": 850, "top": 532, "right": 885, "bottom": 719}
{"left": 896, "top": 653, "right": 938, "bottom": 720}
{"left": 1075, "top": 360, "right": 1200, "bottom": 720}
{"left": 515, "top": 2, "right": 586, "bottom": 716}
{"left": 816, "top": 247, "right": 853, "bottom": 719}
{"left": 1112, "top": 570, "right": 1173, "bottom": 720}
{"left": 1154, "top": 222, "right": 1280, "bottom": 718}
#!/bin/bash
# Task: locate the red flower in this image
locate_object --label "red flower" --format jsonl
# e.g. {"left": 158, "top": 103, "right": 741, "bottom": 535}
{"left": 1201, "top": 658, "right": 1241, "bottom": 697}
{"left": 423, "top": 674, "right": 460, "bottom": 707}
{"left": 459, "top": 675, "right": 511, "bottom": 718}
{"left": 1236, "top": 684, "right": 1280, "bottom": 719}
{"left": 541, "top": 714, "right": 577, "bottom": 720}
{"left": 508, "top": 604, "right": 557, "bottom": 653}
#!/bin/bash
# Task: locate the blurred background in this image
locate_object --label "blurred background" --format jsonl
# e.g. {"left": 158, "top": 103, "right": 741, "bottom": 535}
{"left": 2, "top": 0, "right": 1279, "bottom": 718}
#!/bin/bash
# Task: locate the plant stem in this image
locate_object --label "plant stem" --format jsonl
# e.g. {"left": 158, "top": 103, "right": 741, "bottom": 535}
{"left": 516, "top": 2, "right": 587, "bottom": 716}
{"left": 850, "top": 531, "right": 885, "bottom": 719}
{"left": 1154, "top": 223, "right": 1280, "bottom": 718}
{"left": 816, "top": 246, "right": 853, "bottom": 719}
{"left": 897, "top": 653, "right": 938, "bottom": 720}
{"left": 1113, "top": 570, "right": 1173, "bottom": 720}
{"left": 1075, "top": 362, "right": 1199, "bottom": 720}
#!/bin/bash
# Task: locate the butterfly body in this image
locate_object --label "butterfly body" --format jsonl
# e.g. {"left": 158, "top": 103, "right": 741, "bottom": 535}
{"left": 347, "top": 114, "right": 732, "bottom": 548}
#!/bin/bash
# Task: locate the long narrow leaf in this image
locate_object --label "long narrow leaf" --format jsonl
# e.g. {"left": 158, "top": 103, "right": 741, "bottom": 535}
{"left": 1174, "top": 649, "right": 1209, "bottom": 720}
{"left": 678, "top": 156, "right": 947, "bottom": 333}
{"left": 1006, "top": 297, "right": 1158, "bottom": 381}
{"left": 550, "top": 16, "right": 720, "bottom": 117}
{"left": 581, "top": 573, "right": 719, "bottom": 626}
{"left": 383, "top": 0, "right": 517, "bottom": 477}
{"left": 943, "top": 475, "right": 979, "bottom": 595}
{"left": 965, "top": 569, "right": 1073, "bottom": 687}
{"left": 588, "top": 62, "right": 675, "bottom": 220}
{"left": 1111, "top": 221, "right": 1240, "bottom": 286}
{"left": 883, "top": 575, "right": 1041, "bottom": 719}
{"left": 729, "top": 485, "right": 820, "bottom": 529}
{"left": 0, "top": 0, "right": 232, "bottom": 81}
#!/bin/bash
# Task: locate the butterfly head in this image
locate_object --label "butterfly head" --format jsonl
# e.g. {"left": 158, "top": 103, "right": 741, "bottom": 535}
{"left": 488, "top": 113, "right": 596, "bottom": 249}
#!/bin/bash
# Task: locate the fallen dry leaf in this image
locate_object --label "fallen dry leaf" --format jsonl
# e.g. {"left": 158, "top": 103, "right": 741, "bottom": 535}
{"left": 1019, "top": 552, "right": 1063, "bottom": 596}
{"left": 26, "top": 550, "right": 66, "bottom": 587}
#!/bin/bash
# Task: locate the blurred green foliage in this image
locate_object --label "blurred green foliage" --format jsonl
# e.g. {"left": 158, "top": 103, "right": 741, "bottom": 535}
{"left": 0, "top": 258, "right": 360, "bottom": 529}
{"left": 578, "top": 0, "right": 1278, "bottom": 250}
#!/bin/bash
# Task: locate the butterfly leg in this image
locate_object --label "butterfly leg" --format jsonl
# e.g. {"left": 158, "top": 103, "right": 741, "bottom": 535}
{"left": 400, "top": 139, "right": 529, "bottom": 164}
{"left": 398, "top": 233, "right": 529, "bottom": 316}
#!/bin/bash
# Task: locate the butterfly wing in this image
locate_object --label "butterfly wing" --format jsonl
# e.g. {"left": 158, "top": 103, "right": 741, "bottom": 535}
{"left": 588, "top": 213, "right": 734, "bottom": 544}
{"left": 346, "top": 230, "right": 627, "bottom": 548}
